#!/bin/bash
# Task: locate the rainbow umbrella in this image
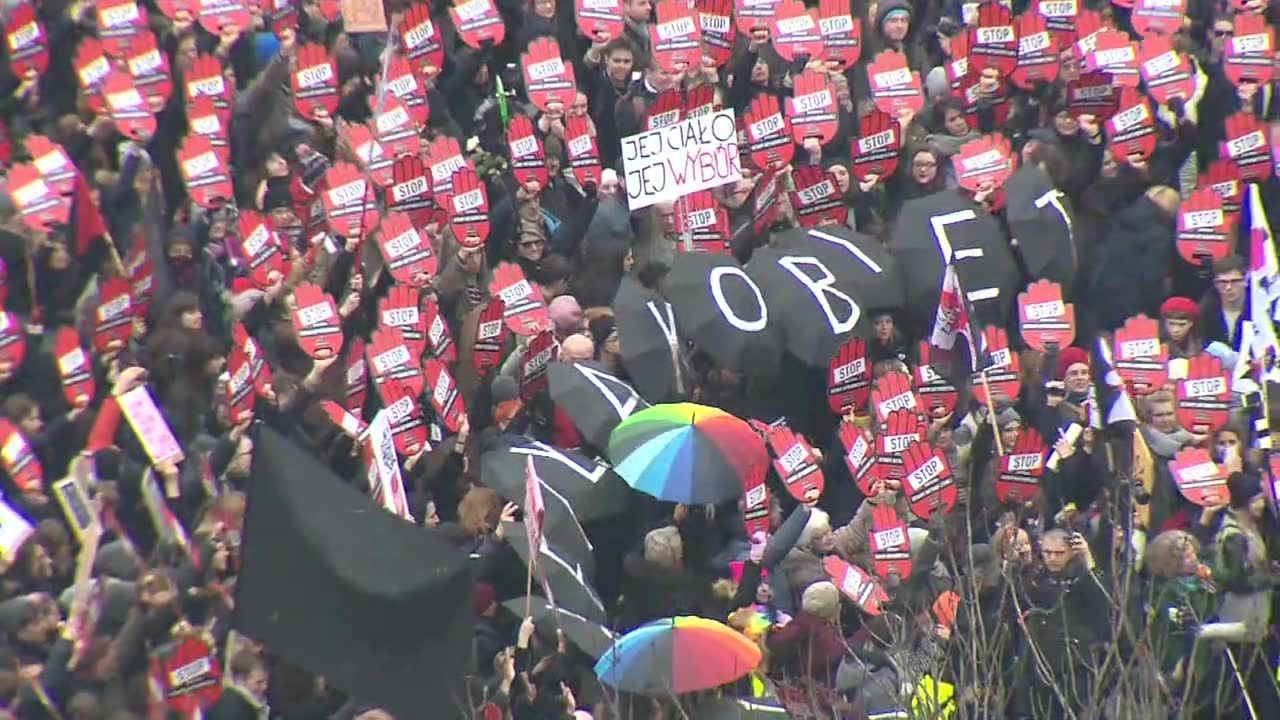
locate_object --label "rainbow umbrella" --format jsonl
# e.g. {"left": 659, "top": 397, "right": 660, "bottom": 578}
{"left": 594, "top": 617, "right": 762, "bottom": 695}
{"left": 606, "top": 403, "right": 767, "bottom": 505}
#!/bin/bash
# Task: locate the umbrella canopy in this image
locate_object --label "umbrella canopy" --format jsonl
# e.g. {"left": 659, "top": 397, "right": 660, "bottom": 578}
{"left": 888, "top": 190, "right": 1018, "bottom": 327}
{"left": 1005, "top": 165, "right": 1075, "bottom": 295}
{"left": 501, "top": 597, "right": 616, "bottom": 659}
{"left": 481, "top": 434, "right": 627, "bottom": 529}
{"left": 607, "top": 403, "right": 766, "bottom": 505}
{"left": 548, "top": 361, "right": 650, "bottom": 450}
{"left": 772, "top": 226, "right": 905, "bottom": 311}
{"left": 665, "top": 253, "right": 782, "bottom": 377}
{"left": 613, "top": 276, "right": 694, "bottom": 402}
{"left": 594, "top": 616, "right": 762, "bottom": 695}
{"left": 745, "top": 244, "right": 867, "bottom": 365}
{"left": 503, "top": 521, "right": 606, "bottom": 623}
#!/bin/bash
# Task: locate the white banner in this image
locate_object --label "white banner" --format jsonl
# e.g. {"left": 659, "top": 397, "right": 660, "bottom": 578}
{"left": 621, "top": 109, "right": 741, "bottom": 210}
{"left": 366, "top": 410, "right": 414, "bottom": 522}
{"left": 0, "top": 496, "right": 34, "bottom": 560}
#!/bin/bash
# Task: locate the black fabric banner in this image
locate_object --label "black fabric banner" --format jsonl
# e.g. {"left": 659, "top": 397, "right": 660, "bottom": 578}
{"left": 234, "top": 425, "right": 474, "bottom": 719}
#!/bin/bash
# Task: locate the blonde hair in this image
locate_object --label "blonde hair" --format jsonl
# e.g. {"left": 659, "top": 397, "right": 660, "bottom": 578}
{"left": 1141, "top": 390, "right": 1176, "bottom": 423}
{"left": 800, "top": 581, "right": 840, "bottom": 621}
{"left": 643, "top": 526, "right": 683, "bottom": 570}
{"left": 458, "top": 486, "right": 503, "bottom": 538}
{"left": 797, "top": 508, "right": 831, "bottom": 549}
{"left": 1145, "top": 530, "right": 1198, "bottom": 579}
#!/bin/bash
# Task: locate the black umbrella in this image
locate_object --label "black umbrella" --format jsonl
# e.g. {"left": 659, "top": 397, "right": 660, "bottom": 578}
{"left": 888, "top": 190, "right": 1018, "bottom": 327}
{"left": 743, "top": 226, "right": 905, "bottom": 365}
{"left": 500, "top": 597, "right": 617, "bottom": 659}
{"left": 548, "top": 361, "right": 650, "bottom": 450}
{"left": 744, "top": 245, "right": 863, "bottom": 365}
{"left": 665, "top": 253, "right": 782, "bottom": 376}
{"left": 613, "top": 276, "right": 694, "bottom": 401}
{"left": 481, "top": 434, "right": 631, "bottom": 524}
{"left": 481, "top": 435, "right": 599, "bottom": 563}
{"left": 502, "top": 521, "right": 607, "bottom": 623}
{"left": 1005, "top": 165, "right": 1076, "bottom": 295}
{"left": 772, "top": 226, "right": 905, "bottom": 311}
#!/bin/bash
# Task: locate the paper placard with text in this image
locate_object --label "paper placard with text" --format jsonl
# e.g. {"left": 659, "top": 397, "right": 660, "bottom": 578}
{"left": 621, "top": 109, "right": 741, "bottom": 210}
{"left": 117, "top": 386, "right": 184, "bottom": 465}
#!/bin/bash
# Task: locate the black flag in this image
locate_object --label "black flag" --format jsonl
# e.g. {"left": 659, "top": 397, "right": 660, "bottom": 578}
{"left": 234, "top": 426, "right": 474, "bottom": 718}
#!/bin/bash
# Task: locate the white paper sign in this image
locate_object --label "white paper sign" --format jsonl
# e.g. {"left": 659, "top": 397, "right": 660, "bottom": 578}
{"left": 621, "top": 109, "right": 742, "bottom": 210}
{"left": 366, "top": 411, "right": 414, "bottom": 522}
{"left": 117, "top": 386, "right": 184, "bottom": 465}
{"left": 0, "top": 497, "right": 34, "bottom": 559}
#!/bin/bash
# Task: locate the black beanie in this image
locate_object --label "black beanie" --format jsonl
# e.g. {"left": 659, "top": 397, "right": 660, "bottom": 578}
{"left": 1227, "top": 471, "right": 1262, "bottom": 509}
{"left": 93, "top": 448, "right": 122, "bottom": 482}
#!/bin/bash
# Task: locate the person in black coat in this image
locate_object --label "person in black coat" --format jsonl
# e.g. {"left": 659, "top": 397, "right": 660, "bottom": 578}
{"left": 1011, "top": 529, "right": 1113, "bottom": 720}
{"left": 1197, "top": 254, "right": 1250, "bottom": 352}
{"left": 618, "top": 526, "right": 716, "bottom": 631}
{"left": 582, "top": 37, "right": 636, "bottom": 169}
{"left": 1085, "top": 186, "right": 1179, "bottom": 333}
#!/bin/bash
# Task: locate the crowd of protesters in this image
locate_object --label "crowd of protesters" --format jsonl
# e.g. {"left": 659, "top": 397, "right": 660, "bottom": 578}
{"left": 1, "top": 0, "right": 1280, "bottom": 719}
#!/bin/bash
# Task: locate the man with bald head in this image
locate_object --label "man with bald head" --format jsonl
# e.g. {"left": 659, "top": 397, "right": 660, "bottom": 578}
{"left": 560, "top": 334, "right": 595, "bottom": 363}
{"left": 546, "top": 334, "right": 596, "bottom": 448}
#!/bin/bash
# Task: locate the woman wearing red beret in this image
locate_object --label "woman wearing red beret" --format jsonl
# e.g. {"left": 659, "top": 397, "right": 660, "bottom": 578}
{"left": 1160, "top": 296, "right": 1204, "bottom": 359}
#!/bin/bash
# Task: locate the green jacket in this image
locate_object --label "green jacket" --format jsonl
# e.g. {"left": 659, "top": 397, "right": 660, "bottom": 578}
{"left": 1147, "top": 574, "right": 1216, "bottom": 676}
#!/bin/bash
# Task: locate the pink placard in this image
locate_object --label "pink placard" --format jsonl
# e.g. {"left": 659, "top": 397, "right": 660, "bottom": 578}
{"left": 117, "top": 387, "right": 185, "bottom": 465}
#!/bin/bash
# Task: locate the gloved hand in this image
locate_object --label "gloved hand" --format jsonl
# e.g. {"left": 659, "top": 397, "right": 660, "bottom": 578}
{"left": 1203, "top": 341, "right": 1237, "bottom": 369}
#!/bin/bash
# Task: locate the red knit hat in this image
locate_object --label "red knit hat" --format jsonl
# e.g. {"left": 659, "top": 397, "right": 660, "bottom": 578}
{"left": 1056, "top": 346, "right": 1090, "bottom": 379}
{"left": 1160, "top": 296, "right": 1199, "bottom": 322}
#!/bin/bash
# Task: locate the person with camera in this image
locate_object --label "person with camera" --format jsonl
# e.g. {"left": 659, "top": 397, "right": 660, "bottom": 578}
{"left": 1011, "top": 527, "right": 1113, "bottom": 719}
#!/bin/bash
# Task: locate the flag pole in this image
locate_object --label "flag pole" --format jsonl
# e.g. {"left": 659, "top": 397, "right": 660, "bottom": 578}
{"left": 524, "top": 550, "right": 535, "bottom": 618}
{"left": 981, "top": 370, "right": 1003, "bottom": 456}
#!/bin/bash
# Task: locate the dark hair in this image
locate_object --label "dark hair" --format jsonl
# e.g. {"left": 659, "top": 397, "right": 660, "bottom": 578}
{"left": 930, "top": 95, "right": 967, "bottom": 133}
{"left": 530, "top": 253, "right": 573, "bottom": 286}
{"left": 1024, "top": 140, "right": 1069, "bottom": 190}
{"left": 634, "top": 261, "right": 670, "bottom": 290}
{"left": 1, "top": 394, "right": 37, "bottom": 425}
{"left": 602, "top": 35, "right": 636, "bottom": 58}
{"left": 1212, "top": 255, "right": 1246, "bottom": 277}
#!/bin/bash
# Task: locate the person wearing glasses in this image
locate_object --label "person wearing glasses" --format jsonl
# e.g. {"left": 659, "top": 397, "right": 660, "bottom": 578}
{"left": 886, "top": 144, "right": 947, "bottom": 222}
{"left": 1198, "top": 255, "right": 1250, "bottom": 354}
